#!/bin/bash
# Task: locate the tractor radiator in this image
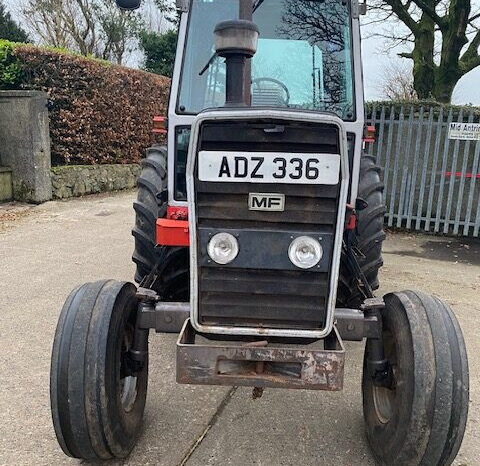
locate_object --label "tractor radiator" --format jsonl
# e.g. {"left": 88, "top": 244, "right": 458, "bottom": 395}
{"left": 188, "top": 115, "right": 346, "bottom": 335}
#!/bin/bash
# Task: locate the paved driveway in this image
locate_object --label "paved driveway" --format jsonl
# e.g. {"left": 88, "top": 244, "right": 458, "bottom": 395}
{"left": 0, "top": 191, "right": 478, "bottom": 465}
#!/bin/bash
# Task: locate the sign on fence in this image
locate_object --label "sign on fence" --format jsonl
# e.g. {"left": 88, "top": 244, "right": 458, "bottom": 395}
{"left": 366, "top": 105, "right": 480, "bottom": 237}
{"left": 448, "top": 122, "right": 480, "bottom": 141}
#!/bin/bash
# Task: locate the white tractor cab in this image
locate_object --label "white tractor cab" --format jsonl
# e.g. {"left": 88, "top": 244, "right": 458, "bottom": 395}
{"left": 50, "top": 1, "right": 469, "bottom": 464}
{"left": 169, "top": 0, "right": 365, "bottom": 206}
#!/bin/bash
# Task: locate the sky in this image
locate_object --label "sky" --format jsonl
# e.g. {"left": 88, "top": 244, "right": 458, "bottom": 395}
{"left": 5, "top": 0, "right": 480, "bottom": 105}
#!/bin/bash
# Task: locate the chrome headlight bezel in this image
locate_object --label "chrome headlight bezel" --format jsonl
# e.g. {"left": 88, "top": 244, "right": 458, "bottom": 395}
{"left": 207, "top": 232, "right": 239, "bottom": 265}
{"left": 288, "top": 236, "right": 323, "bottom": 269}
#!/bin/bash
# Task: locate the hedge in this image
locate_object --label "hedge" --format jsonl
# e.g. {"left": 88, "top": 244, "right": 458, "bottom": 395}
{"left": 365, "top": 100, "right": 480, "bottom": 119}
{"left": 0, "top": 40, "right": 170, "bottom": 165}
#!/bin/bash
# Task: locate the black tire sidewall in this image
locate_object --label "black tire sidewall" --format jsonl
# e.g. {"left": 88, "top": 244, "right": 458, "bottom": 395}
{"left": 362, "top": 294, "right": 420, "bottom": 464}
{"left": 104, "top": 285, "right": 148, "bottom": 454}
{"left": 94, "top": 282, "right": 148, "bottom": 458}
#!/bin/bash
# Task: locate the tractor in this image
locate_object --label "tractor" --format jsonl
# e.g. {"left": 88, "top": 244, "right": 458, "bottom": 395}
{"left": 50, "top": 0, "right": 469, "bottom": 464}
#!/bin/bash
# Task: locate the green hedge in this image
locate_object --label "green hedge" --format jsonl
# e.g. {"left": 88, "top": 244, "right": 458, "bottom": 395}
{"left": 366, "top": 100, "right": 480, "bottom": 120}
{"left": 0, "top": 40, "right": 23, "bottom": 88}
{"left": 0, "top": 40, "right": 170, "bottom": 165}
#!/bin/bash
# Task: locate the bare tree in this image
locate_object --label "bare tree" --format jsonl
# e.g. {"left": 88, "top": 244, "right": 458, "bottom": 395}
{"left": 277, "top": 0, "right": 354, "bottom": 116}
{"left": 367, "top": 0, "right": 480, "bottom": 103}
{"left": 378, "top": 61, "right": 418, "bottom": 100}
{"left": 96, "top": 0, "right": 142, "bottom": 64}
{"left": 22, "top": 0, "right": 72, "bottom": 49}
{"left": 21, "top": 0, "right": 141, "bottom": 64}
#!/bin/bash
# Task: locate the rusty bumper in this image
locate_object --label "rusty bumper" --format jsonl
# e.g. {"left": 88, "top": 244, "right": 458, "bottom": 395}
{"left": 176, "top": 320, "right": 345, "bottom": 391}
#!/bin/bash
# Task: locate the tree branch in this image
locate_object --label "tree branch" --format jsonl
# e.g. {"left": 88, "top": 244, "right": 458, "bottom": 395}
{"left": 411, "top": 0, "right": 447, "bottom": 29}
{"left": 384, "top": 0, "right": 420, "bottom": 33}
{"left": 460, "top": 28, "right": 480, "bottom": 73}
{"left": 460, "top": 55, "right": 480, "bottom": 73}
{"left": 469, "top": 12, "right": 480, "bottom": 23}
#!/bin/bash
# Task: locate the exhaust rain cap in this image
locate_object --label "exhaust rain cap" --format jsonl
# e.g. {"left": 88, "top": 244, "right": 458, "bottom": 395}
{"left": 214, "top": 20, "right": 259, "bottom": 58}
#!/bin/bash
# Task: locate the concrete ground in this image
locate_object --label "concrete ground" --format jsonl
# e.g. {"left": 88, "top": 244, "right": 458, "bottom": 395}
{"left": 0, "top": 191, "right": 478, "bottom": 466}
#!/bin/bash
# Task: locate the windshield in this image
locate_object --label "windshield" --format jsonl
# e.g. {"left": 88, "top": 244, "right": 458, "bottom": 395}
{"left": 178, "top": 0, "right": 355, "bottom": 120}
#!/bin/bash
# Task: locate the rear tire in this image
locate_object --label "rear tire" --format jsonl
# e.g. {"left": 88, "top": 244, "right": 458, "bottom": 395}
{"left": 132, "top": 146, "right": 189, "bottom": 300}
{"left": 338, "top": 154, "right": 386, "bottom": 307}
{"left": 50, "top": 280, "right": 148, "bottom": 460}
{"left": 362, "top": 291, "right": 469, "bottom": 465}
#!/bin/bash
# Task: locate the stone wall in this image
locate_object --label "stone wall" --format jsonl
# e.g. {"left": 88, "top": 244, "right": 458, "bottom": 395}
{"left": 51, "top": 164, "right": 141, "bottom": 199}
{"left": 0, "top": 91, "right": 52, "bottom": 203}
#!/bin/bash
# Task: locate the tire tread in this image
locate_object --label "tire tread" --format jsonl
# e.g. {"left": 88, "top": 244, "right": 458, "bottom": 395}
{"left": 50, "top": 280, "right": 148, "bottom": 460}
{"left": 363, "top": 290, "right": 469, "bottom": 466}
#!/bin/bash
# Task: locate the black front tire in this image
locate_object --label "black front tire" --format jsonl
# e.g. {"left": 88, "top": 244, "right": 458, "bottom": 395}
{"left": 362, "top": 291, "right": 469, "bottom": 465}
{"left": 50, "top": 280, "right": 148, "bottom": 460}
{"left": 132, "top": 146, "right": 189, "bottom": 300}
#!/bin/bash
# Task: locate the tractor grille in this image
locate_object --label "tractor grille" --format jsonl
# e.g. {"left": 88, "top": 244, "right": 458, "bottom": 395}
{"left": 196, "top": 183, "right": 339, "bottom": 232}
{"left": 194, "top": 118, "right": 341, "bottom": 330}
{"left": 199, "top": 267, "right": 329, "bottom": 329}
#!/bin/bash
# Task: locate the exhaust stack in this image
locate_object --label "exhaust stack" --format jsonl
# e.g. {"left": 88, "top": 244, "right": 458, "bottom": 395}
{"left": 213, "top": 20, "right": 259, "bottom": 106}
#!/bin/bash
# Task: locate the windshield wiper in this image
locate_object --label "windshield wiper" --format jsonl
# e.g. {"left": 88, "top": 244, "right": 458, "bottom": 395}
{"left": 253, "top": 0, "right": 265, "bottom": 13}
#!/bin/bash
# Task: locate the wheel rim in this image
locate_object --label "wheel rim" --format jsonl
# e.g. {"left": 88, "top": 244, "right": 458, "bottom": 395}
{"left": 372, "top": 330, "right": 397, "bottom": 424}
{"left": 119, "top": 323, "right": 138, "bottom": 413}
{"left": 373, "top": 385, "right": 395, "bottom": 424}
{"left": 120, "top": 375, "right": 138, "bottom": 413}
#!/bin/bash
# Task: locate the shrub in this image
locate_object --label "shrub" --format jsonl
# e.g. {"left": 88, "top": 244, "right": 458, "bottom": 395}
{"left": 0, "top": 40, "right": 23, "bottom": 89}
{"left": 366, "top": 100, "right": 480, "bottom": 120}
{"left": 0, "top": 2, "right": 29, "bottom": 43}
{"left": 140, "top": 29, "right": 178, "bottom": 78}
{"left": 6, "top": 44, "right": 170, "bottom": 165}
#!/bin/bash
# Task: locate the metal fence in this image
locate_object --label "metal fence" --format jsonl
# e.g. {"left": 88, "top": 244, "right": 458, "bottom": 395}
{"left": 365, "top": 105, "right": 480, "bottom": 237}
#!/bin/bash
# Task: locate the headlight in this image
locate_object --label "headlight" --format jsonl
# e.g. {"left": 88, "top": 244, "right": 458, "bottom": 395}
{"left": 207, "top": 232, "right": 239, "bottom": 265}
{"left": 288, "top": 236, "right": 323, "bottom": 269}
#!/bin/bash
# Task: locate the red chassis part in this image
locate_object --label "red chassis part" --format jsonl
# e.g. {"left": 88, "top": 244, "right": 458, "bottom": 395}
{"left": 153, "top": 116, "right": 167, "bottom": 135}
{"left": 156, "top": 207, "right": 189, "bottom": 247}
{"left": 363, "top": 125, "right": 376, "bottom": 143}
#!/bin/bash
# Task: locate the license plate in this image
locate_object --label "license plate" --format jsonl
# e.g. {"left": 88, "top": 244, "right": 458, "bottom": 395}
{"left": 198, "top": 151, "right": 340, "bottom": 185}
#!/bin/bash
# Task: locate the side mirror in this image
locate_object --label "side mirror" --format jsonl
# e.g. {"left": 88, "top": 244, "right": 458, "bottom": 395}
{"left": 115, "top": 0, "right": 141, "bottom": 10}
